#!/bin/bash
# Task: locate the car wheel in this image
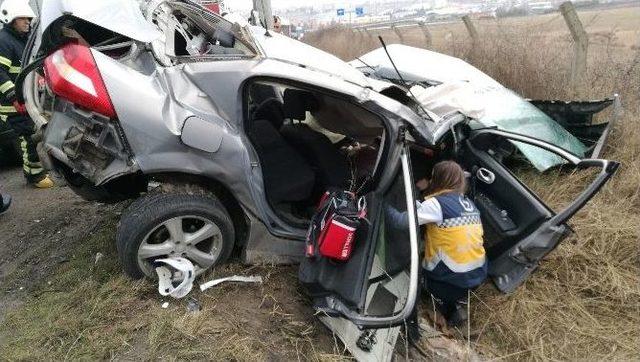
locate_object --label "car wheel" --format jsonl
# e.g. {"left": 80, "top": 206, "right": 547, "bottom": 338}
{"left": 116, "top": 191, "right": 235, "bottom": 279}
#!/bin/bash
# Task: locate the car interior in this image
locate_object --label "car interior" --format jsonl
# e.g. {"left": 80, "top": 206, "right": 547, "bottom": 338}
{"left": 409, "top": 129, "right": 557, "bottom": 260}
{"left": 245, "top": 81, "right": 386, "bottom": 227}
{"left": 160, "top": 2, "right": 257, "bottom": 59}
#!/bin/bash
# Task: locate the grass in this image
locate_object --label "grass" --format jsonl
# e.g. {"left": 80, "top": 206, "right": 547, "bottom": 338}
{"left": 304, "top": 5, "right": 640, "bottom": 361}
{"left": 1, "top": 5, "right": 638, "bottom": 361}
{"left": 0, "top": 215, "right": 343, "bottom": 360}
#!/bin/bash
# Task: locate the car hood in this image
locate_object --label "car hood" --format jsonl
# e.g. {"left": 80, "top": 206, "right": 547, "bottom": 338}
{"left": 39, "top": 0, "right": 161, "bottom": 43}
{"left": 350, "top": 44, "right": 501, "bottom": 87}
{"left": 351, "top": 45, "right": 589, "bottom": 171}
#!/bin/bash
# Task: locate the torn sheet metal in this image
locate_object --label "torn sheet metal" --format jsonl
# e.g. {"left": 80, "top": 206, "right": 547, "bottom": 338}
{"left": 529, "top": 96, "right": 618, "bottom": 158}
{"left": 410, "top": 83, "right": 588, "bottom": 171}
{"left": 155, "top": 257, "right": 195, "bottom": 299}
{"left": 199, "top": 275, "right": 263, "bottom": 291}
{"left": 39, "top": 0, "right": 161, "bottom": 43}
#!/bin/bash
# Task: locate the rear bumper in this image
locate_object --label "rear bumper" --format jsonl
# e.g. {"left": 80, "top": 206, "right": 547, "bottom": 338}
{"left": 39, "top": 104, "right": 138, "bottom": 186}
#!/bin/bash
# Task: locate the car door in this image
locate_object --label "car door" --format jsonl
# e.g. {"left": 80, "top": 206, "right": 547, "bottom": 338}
{"left": 460, "top": 128, "right": 619, "bottom": 293}
{"left": 298, "top": 143, "right": 420, "bottom": 360}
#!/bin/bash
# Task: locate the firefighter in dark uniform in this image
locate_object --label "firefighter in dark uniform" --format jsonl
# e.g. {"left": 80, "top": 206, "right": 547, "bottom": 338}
{"left": 0, "top": 0, "right": 53, "bottom": 188}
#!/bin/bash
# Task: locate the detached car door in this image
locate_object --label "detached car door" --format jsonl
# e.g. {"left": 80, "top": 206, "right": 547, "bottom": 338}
{"left": 460, "top": 128, "right": 619, "bottom": 293}
{"left": 299, "top": 145, "right": 420, "bottom": 360}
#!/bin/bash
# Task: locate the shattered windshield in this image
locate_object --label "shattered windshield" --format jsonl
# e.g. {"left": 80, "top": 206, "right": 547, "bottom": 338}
{"left": 467, "top": 87, "right": 587, "bottom": 171}
{"left": 410, "top": 82, "right": 587, "bottom": 172}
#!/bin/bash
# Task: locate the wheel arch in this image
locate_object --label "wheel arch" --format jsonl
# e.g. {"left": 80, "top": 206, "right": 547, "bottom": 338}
{"left": 146, "top": 172, "right": 250, "bottom": 249}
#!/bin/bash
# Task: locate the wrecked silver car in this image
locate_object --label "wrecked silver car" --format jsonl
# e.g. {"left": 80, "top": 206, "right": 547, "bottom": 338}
{"left": 18, "top": 0, "right": 618, "bottom": 359}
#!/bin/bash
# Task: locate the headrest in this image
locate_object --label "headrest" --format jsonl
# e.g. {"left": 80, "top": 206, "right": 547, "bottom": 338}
{"left": 213, "top": 28, "right": 235, "bottom": 48}
{"left": 252, "top": 98, "right": 285, "bottom": 129}
{"left": 283, "top": 89, "right": 319, "bottom": 120}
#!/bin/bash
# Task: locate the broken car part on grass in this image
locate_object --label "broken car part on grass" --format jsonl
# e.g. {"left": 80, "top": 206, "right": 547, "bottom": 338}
{"left": 0, "top": 191, "right": 10, "bottom": 214}
{"left": 17, "top": 1, "right": 619, "bottom": 360}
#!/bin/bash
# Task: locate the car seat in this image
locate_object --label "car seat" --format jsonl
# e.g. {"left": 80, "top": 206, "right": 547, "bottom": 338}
{"left": 280, "top": 90, "right": 351, "bottom": 192}
{"left": 247, "top": 119, "right": 315, "bottom": 204}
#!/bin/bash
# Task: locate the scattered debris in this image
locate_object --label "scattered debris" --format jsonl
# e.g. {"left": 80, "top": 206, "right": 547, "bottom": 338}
{"left": 186, "top": 297, "right": 201, "bottom": 313}
{"left": 155, "top": 257, "right": 195, "bottom": 299}
{"left": 94, "top": 252, "right": 104, "bottom": 265}
{"left": 356, "top": 330, "right": 377, "bottom": 352}
{"left": 199, "top": 275, "right": 263, "bottom": 292}
{"left": 161, "top": 302, "right": 169, "bottom": 309}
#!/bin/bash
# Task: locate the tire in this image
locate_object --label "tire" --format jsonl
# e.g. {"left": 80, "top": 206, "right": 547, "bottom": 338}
{"left": 116, "top": 190, "right": 235, "bottom": 279}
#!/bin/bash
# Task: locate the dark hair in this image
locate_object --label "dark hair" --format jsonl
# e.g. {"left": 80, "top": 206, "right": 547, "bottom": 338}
{"left": 425, "top": 160, "right": 466, "bottom": 195}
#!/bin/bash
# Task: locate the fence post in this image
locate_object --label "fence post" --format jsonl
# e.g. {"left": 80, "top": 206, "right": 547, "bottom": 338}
{"left": 392, "top": 25, "right": 405, "bottom": 44}
{"left": 560, "top": 1, "right": 588, "bottom": 90}
{"left": 462, "top": 15, "right": 479, "bottom": 44}
{"left": 252, "top": 0, "right": 273, "bottom": 29}
{"left": 418, "top": 21, "right": 432, "bottom": 48}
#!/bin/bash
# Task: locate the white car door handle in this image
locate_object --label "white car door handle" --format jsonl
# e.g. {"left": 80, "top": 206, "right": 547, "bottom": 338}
{"left": 477, "top": 167, "right": 496, "bottom": 184}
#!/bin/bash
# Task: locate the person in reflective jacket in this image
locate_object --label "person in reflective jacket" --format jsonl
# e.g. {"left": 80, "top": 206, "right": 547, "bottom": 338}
{"left": 0, "top": 0, "right": 54, "bottom": 188}
{"left": 387, "top": 160, "right": 487, "bottom": 330}
{"left": 417, "top": 160, "right": 487, "bottom": 326}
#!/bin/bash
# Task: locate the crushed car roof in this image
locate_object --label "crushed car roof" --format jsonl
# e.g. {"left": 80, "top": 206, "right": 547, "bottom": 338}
{"left": 39, "top": 0, "right": 161, "bottom": 43}
{"left": 351, "top": 44, "right": 590, "bottom": 171}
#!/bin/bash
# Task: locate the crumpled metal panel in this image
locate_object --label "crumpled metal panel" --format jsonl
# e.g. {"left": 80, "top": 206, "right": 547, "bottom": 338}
{"left": 530, "top": 98, "right": 616, "bottom": 158}
{"left": 39, "top": 0, "right": 161, "bottom": 42}
{"left": 411, "top": 82, "right": 587, "bottom": 171}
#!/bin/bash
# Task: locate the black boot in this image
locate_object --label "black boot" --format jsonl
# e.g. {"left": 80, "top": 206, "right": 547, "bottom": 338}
{"left": 447, "top": 300, "right": 468, "bottom": 328}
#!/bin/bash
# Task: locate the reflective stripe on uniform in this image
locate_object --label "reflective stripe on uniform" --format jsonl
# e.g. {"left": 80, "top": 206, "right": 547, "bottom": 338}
{"left": 0, "top": 80, "right": 14, "bottom": 93}
{"left": 23, "top": 164, "right": 44, "bottom": 175}
{"left": 0, "top": 105, "right": 16, "bottom": 113}
{"left": 0, "top": 55, "right": 11, "bottom": 68}
{"left": 9, "top": 66, "right": 20, "bottom": 74}
{"left": 20, "top": 139, "right": 42, "bottom": 174}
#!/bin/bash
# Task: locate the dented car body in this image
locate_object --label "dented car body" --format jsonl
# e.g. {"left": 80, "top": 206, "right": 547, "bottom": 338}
{"left": 19, "top": 1, "right": 618, "bottom": 359}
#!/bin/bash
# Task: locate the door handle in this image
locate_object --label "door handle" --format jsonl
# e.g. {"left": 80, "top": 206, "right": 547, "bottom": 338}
{"left": 477, "top": 167, "right": 496, "bottom": 184}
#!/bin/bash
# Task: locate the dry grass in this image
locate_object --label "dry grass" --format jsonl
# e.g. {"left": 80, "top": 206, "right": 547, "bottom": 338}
{"left": 0, "top": 216, "right": 345, "bottom": 360}
{"left": 306, "top": 5, "right": 640, "bottom": 361}
{"left": 1, "top": 6, "right": 638, "bottom": 361}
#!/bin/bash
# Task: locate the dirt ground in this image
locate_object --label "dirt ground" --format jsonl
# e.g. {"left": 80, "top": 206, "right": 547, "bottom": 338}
{"left": 0, "top": 167, "right": 353, "bottom": 360}
{"left": 0, "top": 167, "right": 115, "bottom": 322}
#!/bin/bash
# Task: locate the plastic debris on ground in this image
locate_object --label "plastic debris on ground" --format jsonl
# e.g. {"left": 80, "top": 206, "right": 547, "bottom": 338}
{"left": 186, "top": 297, "right": 201, "bottom": 313}
{"left": 155, "top": 257, "right": 195, "bottom": 299}
{"left": 199, "top": 275, "right": 263, "bottom": 292}
{"left": 94, "top": 252, "right": 104, "bottom": 265}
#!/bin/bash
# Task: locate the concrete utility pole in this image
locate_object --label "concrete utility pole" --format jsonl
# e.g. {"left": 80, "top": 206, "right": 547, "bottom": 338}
{"left": 461, "top": 15, "right": 479, "bottom": 44}
{"left": 560, "top": 1, "right": 588, "bottom": 91}
{"left": 253, "top": 0, "right": 274, "bottom": 30}
{"left": 392, "top": 25, "right": 405, "bottom": 44}
{"left": 418, "top": 21, "right": 432, "bottom": 48}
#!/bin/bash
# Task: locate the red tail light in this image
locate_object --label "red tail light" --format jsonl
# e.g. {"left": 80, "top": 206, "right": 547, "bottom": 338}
{"left": 44, "top": 43, "right": 116, "bottom": 118}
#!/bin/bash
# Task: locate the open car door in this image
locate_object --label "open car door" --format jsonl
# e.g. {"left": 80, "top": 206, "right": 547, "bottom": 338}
{"left": 299, "top": 145, "right": 420, "bottom": 360}
{"left": 460, "top": 129, "right": 619, "bottom": 293}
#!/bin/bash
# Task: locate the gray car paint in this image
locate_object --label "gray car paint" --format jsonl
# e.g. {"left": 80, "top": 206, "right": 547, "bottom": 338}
{"left": 89, "top": 34, "right": 429, "bottom": 244}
